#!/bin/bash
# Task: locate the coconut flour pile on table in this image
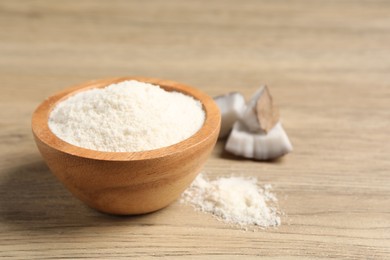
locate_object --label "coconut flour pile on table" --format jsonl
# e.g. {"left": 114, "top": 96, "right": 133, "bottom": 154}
{"left": 181, "top": 174, "right": 281, "bottom": 229}
{"left": 48, "top": 80, "right": 205, "bottom": 152}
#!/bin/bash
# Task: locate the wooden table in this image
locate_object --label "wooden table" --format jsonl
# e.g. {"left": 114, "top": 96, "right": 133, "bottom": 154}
{"left": 1, "top": 1, "right": 389, "bottom": 259}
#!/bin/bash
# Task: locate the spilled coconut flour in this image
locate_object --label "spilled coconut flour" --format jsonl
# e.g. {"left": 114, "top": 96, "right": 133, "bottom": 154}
{"left": 181, "top": 174, "right": 281, "bottom": 229}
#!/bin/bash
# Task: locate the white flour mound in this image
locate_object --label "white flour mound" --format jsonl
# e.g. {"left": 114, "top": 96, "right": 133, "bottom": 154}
{"left": 48, "top": 80, "right": 205, "bottom": 152}
{"left": 181, "top": 174, "right": 281, "bottom": 228}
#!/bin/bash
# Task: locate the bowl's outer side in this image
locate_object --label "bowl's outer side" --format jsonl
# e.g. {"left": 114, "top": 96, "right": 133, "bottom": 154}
{"left": 33, "top": 116, "right": 219, "bottom": 215}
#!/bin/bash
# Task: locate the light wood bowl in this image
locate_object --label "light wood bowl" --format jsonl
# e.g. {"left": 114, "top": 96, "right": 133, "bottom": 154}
{"left": 32, "top": 77, "right": 221, "bottom": 215}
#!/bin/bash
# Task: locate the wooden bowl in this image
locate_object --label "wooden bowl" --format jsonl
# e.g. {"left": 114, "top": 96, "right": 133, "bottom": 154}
{"left": 32, "top": 77, "right": 221, "bottom": 215}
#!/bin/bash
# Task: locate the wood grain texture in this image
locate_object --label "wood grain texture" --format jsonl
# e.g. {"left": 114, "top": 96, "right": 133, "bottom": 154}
{"left": 0, "top": 0, "right": 389, "bottom": 259}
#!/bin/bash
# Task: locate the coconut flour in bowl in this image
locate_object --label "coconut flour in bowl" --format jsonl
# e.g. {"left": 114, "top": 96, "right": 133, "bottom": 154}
{"left": 48, "top": 80, "right": 205, "bottom": 152}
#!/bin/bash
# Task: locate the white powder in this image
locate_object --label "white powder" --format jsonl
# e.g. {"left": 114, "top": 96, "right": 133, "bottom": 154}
{"left": 48, "top": 80, "right": 205, "bottom": 152}
{"left": 181, "top": 174, "right": 281, "bottom": 229}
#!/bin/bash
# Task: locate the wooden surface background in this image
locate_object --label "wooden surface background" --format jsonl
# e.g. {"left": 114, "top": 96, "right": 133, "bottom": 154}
{"left": 1, "top": 0, "right": 389, "bottom": 259}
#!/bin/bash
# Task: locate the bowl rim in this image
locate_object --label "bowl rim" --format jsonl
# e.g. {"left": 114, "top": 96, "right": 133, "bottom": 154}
{"left": 32, "top": 76, "right": 221, "bottom": 161}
